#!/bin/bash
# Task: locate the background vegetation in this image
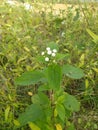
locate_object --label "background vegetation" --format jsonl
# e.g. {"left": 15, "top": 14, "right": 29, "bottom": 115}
{"left": 0, "top": 0, "right": 98, "bottom": 129}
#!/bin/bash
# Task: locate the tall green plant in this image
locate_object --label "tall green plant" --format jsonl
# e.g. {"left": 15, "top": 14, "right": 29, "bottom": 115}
{"left": 15, "top": 43, "right": 84, "bottom": 130}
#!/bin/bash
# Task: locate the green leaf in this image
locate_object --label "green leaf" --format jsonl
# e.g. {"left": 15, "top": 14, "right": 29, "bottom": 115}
{"left": 31, "top": 93, "right": 52, "bottom": 121}
{"left": 57, "top": 95, "right": 66, "bottom": 104}
{"left": 67, "top": 123, "right": 75, "bottom": 130}
{"left": 87, "top": 29, "right": 98, "bottom": 43}
{"left": 36, "top": 55, "right": 46, "bottom": 63}
{"left": 62, "top": 64, "right": 84, "bottom": 79}
{"left": 13, "top": 120, "right": 20, "bottom": 127}
{"left": 46, "top": 64, "right": 62, "bottom": 90}
{"left": 94, "top": 124, "right": 98, "bottom": 129}
{"left": 56, "top": 103, "right": 65, "bottom": 121}
{"left": 5, "top": 106, "right": 10, "bottom": 121}
{"left": 38, "top": 85, "right": 50, "bottom": 91}
{"left": 47, "top": 42, "right": 59, "bottom": 51}
{"left": 56, "top": 53, "right": 69, "bottom": 61}
{"left": 15, "top": 70, "right": 46, "bottom": 86}
{"left": 31, "top": 92, "right": 49, "bottom": 105}
{"left": 18, "top": 104, "right": 44, "bottom": 126}
{"left": 28, "top": 122, "right": 41, "bottom": 130}
{"left": 63, "top": 93, "right": 80, "bottom": 112}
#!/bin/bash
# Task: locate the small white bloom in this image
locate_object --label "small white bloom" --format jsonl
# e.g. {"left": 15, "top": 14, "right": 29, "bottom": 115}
{"left": 46, "top": 47, "right": 50, "bottom": 51}
{"left": 53, "top": 49, "right": 57, "bottom": 53}
{"left": 6, "top": 0, "right": 15, "bottom": 5}
{"left": 47, "top": 50, "right": 52, "bottom": 55}
{"left": 61, "top": 32, "right": 65, "bottom": 37}
{"left": 45, "top": 57, "right": 49, "bottom": 62}
{"left": 41, "top": 52, "right": 45, "bottom": 55}
{"left": 24, "top": 3, "right": 33, "bottom": 10}
{"left": 54, "top": 10, "right": 60, "bottom": 16}
{"left": 61, "top": 20, "right": 65, "bottom": 25}
{"left": 52, "top": 53, "right": 56, "bottom": 57}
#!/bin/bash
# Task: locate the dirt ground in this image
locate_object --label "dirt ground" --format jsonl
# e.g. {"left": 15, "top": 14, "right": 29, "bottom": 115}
{"left": 33, "top": 3, "right": 79, "bottom": 16}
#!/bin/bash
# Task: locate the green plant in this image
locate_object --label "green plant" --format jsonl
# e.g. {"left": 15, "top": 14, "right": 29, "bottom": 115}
{"left": 15, "top": 43, "right": 84, "bottom": 130}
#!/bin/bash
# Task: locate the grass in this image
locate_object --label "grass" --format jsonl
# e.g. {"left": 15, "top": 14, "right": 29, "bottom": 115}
{"left": 0, "top": 0, "right": 98, "bottom": 129}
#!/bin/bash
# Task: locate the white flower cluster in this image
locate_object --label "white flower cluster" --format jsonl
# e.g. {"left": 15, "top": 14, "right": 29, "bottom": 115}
{"left": 5, "top": 0, "right": 33, "bottom": 10}
{"left": 6, "top": 0, "right": 15, "bottom": 5}
{"left": 24, "top": 3, "right": 33, "bottom": 10}
{"left": 41, "top": 47, "right": 57, "bottom": 62}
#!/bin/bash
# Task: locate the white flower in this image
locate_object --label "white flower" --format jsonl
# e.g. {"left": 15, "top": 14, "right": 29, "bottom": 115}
{"left": 46, "top": 47, "right": 50, "bottom": 51}
{"left": 61, "top": 20, "right": 65, "bottom": 25}
{"left": 47, "top": 50, "right": 52, "bottom": 55}
{"left": 54, "top": 10, "right": 60, "bottom": 16}
{"left": 61, "top": 32, "right": 65, "bottom": 37}
{"left": 24, "top": 3, "right": 33, "bottom": 10}
{"left": 53, "top": 49, "right": 57, "bottom": 53}
{"left": 6, "top": 0, "right": 15, "bottom": 5}
{"left": 41, "top": 52, "right": 45, "bottom": 55}
{"left": 52, "top": 53, "right": 56, "bottom": 57}
{"left": 45, "top": 57, "right": 49, "bottom": 62}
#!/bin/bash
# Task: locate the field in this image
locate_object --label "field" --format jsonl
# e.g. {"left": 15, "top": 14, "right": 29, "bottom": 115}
{"left": 0, "top": 0, "right": 98, "bottom": 130}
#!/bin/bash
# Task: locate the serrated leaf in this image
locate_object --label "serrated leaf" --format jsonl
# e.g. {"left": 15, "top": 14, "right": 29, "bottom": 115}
{"left": 31, "top": 92, "right": 49, "bottom": 105}
{"left": 15, "top": 70, "right": 46, "bottom": 86}
{"left": 18, "top": 104, "right": 44, "bottom": 126}
{"left": 56, "top": 53, "right": 69, "bottom": 61}
{"left": 64, "top": 93, "right": 80, "bottom": 112}
{"left": 62, "top": 64, "right": 84, "bottom": 79}
{"left": 46, "top": 64, "right": 62, "bottom": 90}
